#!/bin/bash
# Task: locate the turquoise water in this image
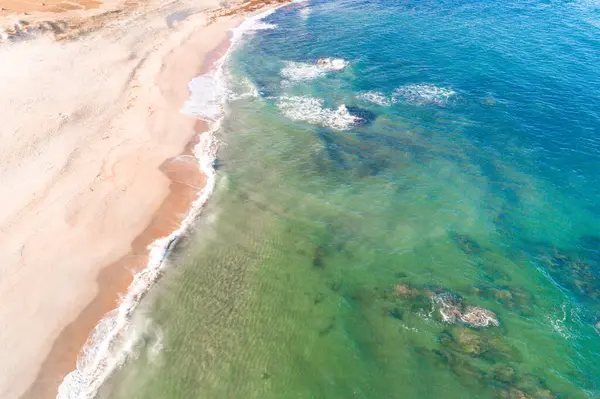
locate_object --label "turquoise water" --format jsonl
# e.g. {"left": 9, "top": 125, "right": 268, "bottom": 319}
{"left": 102, "top": 1, "right": 600, "bottom": 398}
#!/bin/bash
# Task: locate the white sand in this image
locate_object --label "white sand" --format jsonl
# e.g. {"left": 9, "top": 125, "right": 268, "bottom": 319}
{"left": 0, "top": 0, "right": 245, "bottom": 397}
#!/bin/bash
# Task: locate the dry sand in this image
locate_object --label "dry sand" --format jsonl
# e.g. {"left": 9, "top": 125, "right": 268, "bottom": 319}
{"left": 0, "top": 0, "right": 283, "bottom": 397}
{"left": 0, "top": 0, "right": 102, "bottom": 15}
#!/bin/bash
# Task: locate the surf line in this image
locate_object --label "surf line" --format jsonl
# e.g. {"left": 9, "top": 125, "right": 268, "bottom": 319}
{"left": 55, "top": 4, "right": 296, "bottom": 399}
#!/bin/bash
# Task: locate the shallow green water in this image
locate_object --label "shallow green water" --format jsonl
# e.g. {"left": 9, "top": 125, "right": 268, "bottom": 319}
{"left": 99, "top": 0, "right": 600, "bottom": 397}
{"left": 102, "top": 97, "right": 595, "bottom": 399}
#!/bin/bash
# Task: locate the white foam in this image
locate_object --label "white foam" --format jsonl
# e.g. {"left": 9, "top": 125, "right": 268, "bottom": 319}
{"left": 181, "top": 72, "right": 259, "bottom": 121}
{"left": 252, "top": 21, "right": 277, "bottom": 30}
{"left": 431, "top": 293, "right": 499, "bottom": 327}
{"left": 277, "top": 95, "right": 361, "bottom": 130}
{"left": 147, "top": 323, "right": 164, "bottom": 363}
{"left": 393, "top": 83, "right": 456, "bottom": 106}
{"left": 181, "top": 72, "right": 223, "bottom": 121}
{"left": 550, "top": 302, "right": 572, "bottom": 339}
{"left": 432, "top": 293, "right": 462, "bottom": 324}
{"left": 231, "top": 5, "right": 286, "bottom": 42}
{"left": 225, "top": 76, "right": 259, "bottom": 101}
{"left": 56, "top": 6, "right": 285, "bottom": 399}
{"left": 357, "top": 91, "right": 394, "bottom": 106}
{"left": 280, "top": 58, "right": 348, "bottom": 82}
{"left": 299, "top": 7, "right": 312, "bottom": 18}
{"left": 547, "top": 301, "right": 585, "bottom": 340}
{"left": 460, "top": 306, "right": 500, "bottom": 328}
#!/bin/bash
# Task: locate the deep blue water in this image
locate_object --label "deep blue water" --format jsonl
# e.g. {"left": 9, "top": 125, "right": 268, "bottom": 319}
{"left": 238, "top": 0, "right": 600, "bottom": 267}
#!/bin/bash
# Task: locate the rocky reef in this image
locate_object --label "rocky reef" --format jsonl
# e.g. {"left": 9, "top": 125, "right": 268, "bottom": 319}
{"left": 390, "top": 284, "right": 500, "bottom": 328}
{"left": 450, "top": 232, "right": 484, "bottom": 255}
{"left": 433, "top": 326, "right": 559, "bottom": 399}
{"left": 471, "top": 284, "right": 534, "bottom": 317}
{"left": 536, "top": 246, "right": 600, "bottom": 301}
{"left": 382, "top": 280, "right": 564, "bottom": 398}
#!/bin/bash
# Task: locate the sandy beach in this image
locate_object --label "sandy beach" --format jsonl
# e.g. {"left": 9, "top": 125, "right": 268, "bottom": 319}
{"left": 0, "top": 0, "right": 284, "bottom": 397}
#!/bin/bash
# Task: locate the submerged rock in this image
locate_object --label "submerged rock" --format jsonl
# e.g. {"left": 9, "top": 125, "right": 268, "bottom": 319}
{"left": 493, "top": 365, "right": 516, "bottom": 383}
{"left": 514, "top": 374, "right": 558, "bottom": 399}
{"left": 387, "top": 306, "right": 403, "bottom": 320}
{"left": 473, "top": 285, "right": 534, "bottom": 317}
{"left": 460, "top": 306, "right": 499, "bottom": 327}
{"left": 319, "top": 318, "right": 336, "bottom": 336}
{"left": 491, "top": 288, "right": 513, "bottom": 302}
{"left": 439, "top": 326, "right": 516, "bottom": 362}
{"left": 384, "top": 283, "right": 432, "bottom": 314}
{"left": 500, "top": 387, "right": 532, "bottom": 399}
{"left": 433, "top": 293, "right": 464, "bottom": 324}
{"left": 499, "top": 384, "right": 557, "bottom": 399}
{"left": 394, "top": 284, "right": 420, "bottom": 297}
{"left": 316, "top": 58, "right": 347, "bottom": 69}
{"left": 456, "top": 328, "right": 488, "bottom": 356}
{"left": 433, "top": 293, "right": 499, "bottom": 328}
{"left": 538, "top": 248, "right": 600, "bottom": 300}
{"left": 313, "top": 292, "right": 325, "bottom": 305}
{"left": 532, "top": 390, "right": 556, "bottom": 399}
{"left": 344, "top": 106, "right": 377, "bottom": 126}
{"left": 432, "top": 349, "right": 486, "bottom": 386}
{"left": 312, "top": 245, "right": 326, "bottom": 268}
{"left": 387, "top": 282, "right": 500, "bottom": 328}
{"left": 450, "top": 232, "right": 483, "bottom": 255}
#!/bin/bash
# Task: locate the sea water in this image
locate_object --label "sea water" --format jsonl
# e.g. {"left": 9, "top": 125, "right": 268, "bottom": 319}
{"left": 98, "top": 0, "right": 600, "bottom": 397}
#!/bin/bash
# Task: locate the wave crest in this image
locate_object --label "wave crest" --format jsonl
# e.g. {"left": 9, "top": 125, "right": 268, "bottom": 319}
{"left": 280, "top": 58, "right": 348, "bottom": 82}
{"left": 357, "top": 91, "right": 394, "bottom": 106}
{"left": 252, "top": 22, "right": 277, "bottom": 30}
{"left": 393, "top": 84, "right": 456, "bottom": 106}
{"left": 300, "top": 7, "right": 312, "bottom": 18}
{"left": 277, "top": 96, "right": 361, "bottom": 130}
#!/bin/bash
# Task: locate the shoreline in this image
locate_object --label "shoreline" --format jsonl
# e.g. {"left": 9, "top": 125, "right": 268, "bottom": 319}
{"left": 0, "top": 2, "right": 284, "bottom": 398}
{"left": 0, "top": 2, "right": 289, "bottom": 398}
{"left": 21, "top": 118, "right": 212, "bottom": 399}
{"left": 22, "top": 24, "right": 235, "bottom": 399}
{"left": 42, "top": 35, "right": 236, "bottom": 398}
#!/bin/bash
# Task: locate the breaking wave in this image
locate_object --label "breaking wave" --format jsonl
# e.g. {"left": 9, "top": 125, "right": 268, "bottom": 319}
{"left": 181, "top": 72, "right": 223, "bottom": 121}
{"left": 300, "top": 7, "right": 312, "bottom": 18}
{"left": 226, "top": 76, "right": 260, "bottom": 102}
{"left": 357, "top": 91, "right": 394, "bottom": 106}
{"left": 393, "top": 83, "right": 456, "bottom": 106}
{"left": 280, "top": 58, "right": 348, "bottom": 82}
{"left": 277, "top": 95, "right": 361, "bottom": 130}
{"left": 252, "top": 22, "right": 277, "bottom": 30}
{"left": 357, "top": 85, "right": 456, "bottom": 107}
